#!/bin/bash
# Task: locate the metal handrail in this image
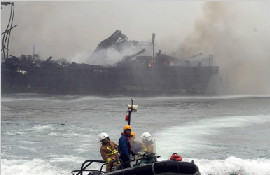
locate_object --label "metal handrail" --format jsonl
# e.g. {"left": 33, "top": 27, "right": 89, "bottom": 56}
{"left": 71, "top": 160, "right": 106, "bottom": 175}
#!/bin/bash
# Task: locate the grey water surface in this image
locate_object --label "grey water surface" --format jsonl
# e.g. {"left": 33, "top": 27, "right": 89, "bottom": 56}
{"left": 1, "top": 94, "right": 270, "bottom": 175}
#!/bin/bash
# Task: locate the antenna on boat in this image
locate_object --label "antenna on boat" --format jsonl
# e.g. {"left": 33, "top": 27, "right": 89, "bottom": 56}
{"left": 127, "top": 98, "right": 138, "bottom": 125}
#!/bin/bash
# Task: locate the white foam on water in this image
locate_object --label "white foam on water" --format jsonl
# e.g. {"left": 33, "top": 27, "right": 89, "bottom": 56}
{"left": 19, "top": 140, "right": 36, "bottom": 145}
{"left": 62, "top": 132, "right": 81, "bottom": 137}
{"left": 1, "top": 159, "right": 64, "bottom": 175}
{"left": 187, "top": 156, "right": 270, "bottom": 175}
{"left": 17, "top": 145, "right": 37, "bottom": 152}
{"left": 32, "top": 125, "right": 55, "bottom": 132}
{"left": 2, "top": 157, "right": 269, "bottom": 175}
{"left": 62, "top": 95, "right": 104, "bottom": 102}
{"left": 154, "top": 115, "right": 270, "bottom": 158}
{"left": 74, "top": 143, "right": 94, "bottom": 154}
{"left": 48, "top": 132, "right": 58, "bottom": 136}
{"left": 1, "top": 98, "right": 45, "bottom": 102}
{"left": 2, "top": 130, "right": 25, "bottom": 136}
{"left": 49, "top": 155, "right": 83, "bottom": 163}
{"left": 4, "top": 131, "right": 16, "bottom": 136}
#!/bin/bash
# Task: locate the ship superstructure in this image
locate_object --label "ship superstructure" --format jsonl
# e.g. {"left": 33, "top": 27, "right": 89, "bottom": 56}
{"left": 1, "top": 30, "right": 219, "bottom": 96}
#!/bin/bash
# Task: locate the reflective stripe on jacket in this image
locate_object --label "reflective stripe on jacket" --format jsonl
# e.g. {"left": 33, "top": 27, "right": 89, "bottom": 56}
{"left": 106, "top": 146, "right": 118, "bottom": 155}
{"left": 100, "top": 141, "right": 118, "bottom": 164}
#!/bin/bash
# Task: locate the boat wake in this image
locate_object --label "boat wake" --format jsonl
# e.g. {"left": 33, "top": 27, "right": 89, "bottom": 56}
{"left": 2, "top": 157, "right": 270, "bottom": 175}
{"left": 189, "top": 156, "right": 270, "bottom": 175}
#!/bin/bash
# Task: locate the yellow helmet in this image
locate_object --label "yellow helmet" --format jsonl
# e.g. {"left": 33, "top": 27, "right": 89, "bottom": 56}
{"left": 123, "top": 125, "right": 131, "bottom": 131}
{"left": 131, "top": 132, "right": 136, "bottom": 138}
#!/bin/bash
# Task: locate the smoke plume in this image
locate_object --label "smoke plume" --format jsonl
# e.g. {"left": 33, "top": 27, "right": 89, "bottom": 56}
{"left": 1, "top": 1, "right": 269, "bottom": 95}
{"left": 180, "top": 1, "right": 270, "bottom": 95}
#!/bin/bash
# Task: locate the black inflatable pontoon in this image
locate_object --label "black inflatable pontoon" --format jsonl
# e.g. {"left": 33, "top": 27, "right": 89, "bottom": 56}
{"left": 107, "top": 160, "right": 200, "bottom": 175}
{"left": 72, "top": 159, "right": 200, "bottom": 175}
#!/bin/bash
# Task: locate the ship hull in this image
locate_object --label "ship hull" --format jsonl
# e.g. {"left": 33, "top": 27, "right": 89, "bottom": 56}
{"left": 1, "top": 63, "right": 218, "bottom": 96}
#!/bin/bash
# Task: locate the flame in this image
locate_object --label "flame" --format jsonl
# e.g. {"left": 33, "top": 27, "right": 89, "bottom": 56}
{"left": 148, "top": 63, "right": 152, "bottom": 67}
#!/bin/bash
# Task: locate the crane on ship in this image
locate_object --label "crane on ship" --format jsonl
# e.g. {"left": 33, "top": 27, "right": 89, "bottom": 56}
{"left": 1, "top": 2, "right": 17, "bottom": 60}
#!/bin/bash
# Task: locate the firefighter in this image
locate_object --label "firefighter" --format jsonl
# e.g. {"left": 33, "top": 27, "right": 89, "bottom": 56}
{"left": 129, "top": 132, "right": 145, "bottom": 154}
{"left": 140, "top": 132, "right": 155, "bottom": 154}
{"left": 99, "top": 132, "right": 120, "bottom": 172}
{"left": 118, "top": 125, "right": 132, "bottom": 169}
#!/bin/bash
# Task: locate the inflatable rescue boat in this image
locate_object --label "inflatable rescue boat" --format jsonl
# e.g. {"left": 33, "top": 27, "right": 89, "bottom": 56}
{"left": 71, "top": 100, "right": 201, "bottom": 175}
{"left": 71, "top": 154, "right": 200, "bottom": 175}
{"left": 107, "top": 160, "right": 200, "bottom": 175}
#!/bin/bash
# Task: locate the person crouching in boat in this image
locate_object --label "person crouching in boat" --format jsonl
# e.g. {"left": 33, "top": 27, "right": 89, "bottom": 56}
{"left": 129, "top": 132, "right": 145, "bottom": 154}
{"left": 118, "top": 125, "right": 132, "bottom": 169}
{"left": 141, "top": 132, "right": 156, "bottom": 155}
{"left": 99, "top": 132, "right": 120, "bottom": 172}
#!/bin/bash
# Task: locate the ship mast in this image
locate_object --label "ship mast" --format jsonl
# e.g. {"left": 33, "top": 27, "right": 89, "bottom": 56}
{"left": 152, "top": 33, "right": 155, "bottom": 58}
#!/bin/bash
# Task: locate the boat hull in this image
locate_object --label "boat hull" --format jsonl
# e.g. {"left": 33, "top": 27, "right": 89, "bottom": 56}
{"left": 106, "top": 160, "right": 200, "bottom": 175}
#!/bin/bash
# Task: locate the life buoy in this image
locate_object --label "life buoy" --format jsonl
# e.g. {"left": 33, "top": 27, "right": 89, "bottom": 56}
{"left": 170, "top": 153, "right": 182, "bottom": 161}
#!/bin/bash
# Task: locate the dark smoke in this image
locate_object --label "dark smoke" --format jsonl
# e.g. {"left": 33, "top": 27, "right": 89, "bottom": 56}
{"left": 1, "top": 1, "right": 269, "bottom": 95}
{"left": 179, "top": 1, "right": 270, "bottom": 95}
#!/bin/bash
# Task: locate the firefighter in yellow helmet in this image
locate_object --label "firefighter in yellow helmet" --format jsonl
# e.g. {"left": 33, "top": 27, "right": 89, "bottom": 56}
{"left": 129, "top": 132, "right": 145, "bottom": 154}
{"left": 99, "top": 132, "right": 120, "bottom": 172}
{"left": 118, "top": 125, "right": 131, "bottom": 169}
{"left": 131, "top": 131, "right": 135, "bottom": 137}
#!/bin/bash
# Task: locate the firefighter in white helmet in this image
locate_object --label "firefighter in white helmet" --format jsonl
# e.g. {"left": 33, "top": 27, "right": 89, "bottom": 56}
{"left": 99, "top": 132, "right": 120, "bottom": 172}
{"left": 140, "top": 132, "right": 155, "bottom": 154}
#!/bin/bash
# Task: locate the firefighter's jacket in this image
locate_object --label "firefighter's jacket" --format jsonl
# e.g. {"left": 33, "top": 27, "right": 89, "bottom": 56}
{"left": 118, "top": 134, "right": 130, "bottom": 159}
{"left": 100, "top": 141, "right": 119, "bottom": 164}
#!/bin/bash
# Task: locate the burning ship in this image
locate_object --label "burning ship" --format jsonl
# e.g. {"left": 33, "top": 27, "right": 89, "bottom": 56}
{"left": 1, "top": 30, "right": 219, "bottom": 96}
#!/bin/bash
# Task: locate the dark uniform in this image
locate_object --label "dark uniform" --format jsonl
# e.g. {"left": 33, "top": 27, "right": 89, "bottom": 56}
{"left": 118, "top": 133, "right": 131, "bottom": 169}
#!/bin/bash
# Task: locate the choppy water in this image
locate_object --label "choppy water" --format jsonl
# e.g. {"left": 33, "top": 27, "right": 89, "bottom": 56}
{"left": 1, "top": 94, "right": 270, "bottom": 175}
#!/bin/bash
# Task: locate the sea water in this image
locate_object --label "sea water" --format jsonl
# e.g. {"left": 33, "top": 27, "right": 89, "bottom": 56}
{"left": 1, "top": 94, "right": 270, "bottom": 175}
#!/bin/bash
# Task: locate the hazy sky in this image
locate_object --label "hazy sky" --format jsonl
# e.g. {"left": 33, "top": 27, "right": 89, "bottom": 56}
{"left": 1, "top": 1, "right": 270, "bottom": 95}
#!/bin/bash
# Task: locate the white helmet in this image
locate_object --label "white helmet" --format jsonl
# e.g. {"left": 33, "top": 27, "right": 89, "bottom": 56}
{"left": 140, "top": 132, "right": 152, "bottom": 141}
{"left": 98, "top": 132, "right": 109, "bottom": 141}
